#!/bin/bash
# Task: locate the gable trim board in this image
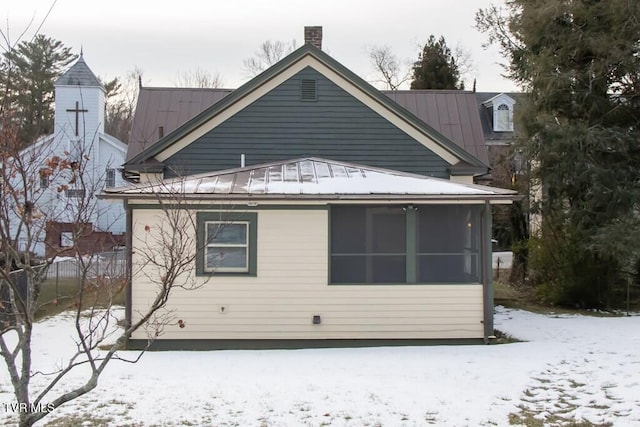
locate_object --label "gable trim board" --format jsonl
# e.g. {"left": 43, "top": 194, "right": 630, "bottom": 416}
{"left": 124, "top": 45, "right": 486, "bottom": 176}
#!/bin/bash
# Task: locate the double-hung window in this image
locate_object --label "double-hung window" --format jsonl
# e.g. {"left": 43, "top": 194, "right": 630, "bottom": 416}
{"left": 196, "top": 212, "right": 257, "bottom": 276}
{"left": 205, "top": 221, "right": 249, "bottom": 272}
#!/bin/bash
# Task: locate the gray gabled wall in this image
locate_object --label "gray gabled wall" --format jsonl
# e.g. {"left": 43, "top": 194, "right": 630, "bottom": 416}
{"left": 163, "top": 67, "right": 450, "bottom": 178}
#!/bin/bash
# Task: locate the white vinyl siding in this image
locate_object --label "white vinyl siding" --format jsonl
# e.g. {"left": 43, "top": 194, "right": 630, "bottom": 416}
{"left": 130, "top": 207, "right": 484, "bottom": 341}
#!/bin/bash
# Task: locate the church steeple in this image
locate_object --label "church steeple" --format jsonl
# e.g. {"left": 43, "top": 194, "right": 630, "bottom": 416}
{"left": 55, "top": 53, "right": 103, "bottom": 88}
{"left": 54, "top": 53, "right": 105, "bottom": 137}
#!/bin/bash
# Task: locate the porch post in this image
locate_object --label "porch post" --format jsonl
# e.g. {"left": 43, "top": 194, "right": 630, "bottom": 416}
{"left": 482, "top": 200, "right": 494, "bottom": 341}
{"left": 125, "top": 201, "right": 133, "bottom": 332}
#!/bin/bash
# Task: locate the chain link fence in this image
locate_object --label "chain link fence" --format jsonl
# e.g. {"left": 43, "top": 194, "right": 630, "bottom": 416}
{"left": 1, "top": 250, "right": 127, "bottom": 321}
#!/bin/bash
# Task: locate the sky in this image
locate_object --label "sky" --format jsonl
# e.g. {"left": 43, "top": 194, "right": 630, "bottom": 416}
{"left": 3, "top": 0, "right": 519, "bottom": 92}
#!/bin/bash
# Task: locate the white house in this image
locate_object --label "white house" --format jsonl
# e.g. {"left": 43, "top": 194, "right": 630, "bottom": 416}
{"left": 13, "top": 53, "right": 127, "bottom": 256}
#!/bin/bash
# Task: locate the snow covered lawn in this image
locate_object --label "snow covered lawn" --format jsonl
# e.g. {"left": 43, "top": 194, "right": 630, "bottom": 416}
{"left": 1, "top": 307, "right": 639, "bottom": 426}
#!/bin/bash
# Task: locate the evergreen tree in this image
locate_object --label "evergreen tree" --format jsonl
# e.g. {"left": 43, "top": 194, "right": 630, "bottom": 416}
{"left": 1, "top": 35, "right": 76, "bottom": 145}
{"left": 477, "top": 0, "right": 640, "bottom": 307}
{"left": 410, "top": 35, "right": 463, "bottom": 90}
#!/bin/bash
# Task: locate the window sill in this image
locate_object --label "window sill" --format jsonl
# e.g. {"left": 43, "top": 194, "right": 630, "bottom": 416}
{"left": 196, "top": 272, "right": 257, "bottom": 277}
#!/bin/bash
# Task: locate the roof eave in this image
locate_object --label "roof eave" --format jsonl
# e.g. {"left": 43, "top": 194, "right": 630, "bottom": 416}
{"left": 99, "top": 192, "right": 518, "bottom": 202}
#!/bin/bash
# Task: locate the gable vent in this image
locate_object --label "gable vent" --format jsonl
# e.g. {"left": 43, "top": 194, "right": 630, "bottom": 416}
{"left": 300, "top": 79, "right": 317, "bottom": 101}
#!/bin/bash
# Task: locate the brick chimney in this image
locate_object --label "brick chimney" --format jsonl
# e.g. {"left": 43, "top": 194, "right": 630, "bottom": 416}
{"left": 304, "top": 26, "right": 323, "bottom": 50}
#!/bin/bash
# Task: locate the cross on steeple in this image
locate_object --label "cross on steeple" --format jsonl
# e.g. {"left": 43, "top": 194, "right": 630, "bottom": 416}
{"left": 66, "top": 101, "right": 88, "bottom": 136}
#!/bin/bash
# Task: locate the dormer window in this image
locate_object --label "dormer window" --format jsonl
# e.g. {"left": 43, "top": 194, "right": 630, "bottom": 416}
{"left": 495, "top": 104, "right": 512, "bottom": 132}
{"left": 483, "top": 94, "right": 516, "bottom": 133}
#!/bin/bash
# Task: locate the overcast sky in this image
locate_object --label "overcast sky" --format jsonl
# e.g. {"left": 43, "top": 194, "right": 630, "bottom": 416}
{"left": 5, "top": 0, "right": 517, "bottom": 92}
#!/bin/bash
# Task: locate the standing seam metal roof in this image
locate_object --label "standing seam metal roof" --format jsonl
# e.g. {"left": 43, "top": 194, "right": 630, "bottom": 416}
{"left": 105, "top": 157, "right": 516, "bottom": 198}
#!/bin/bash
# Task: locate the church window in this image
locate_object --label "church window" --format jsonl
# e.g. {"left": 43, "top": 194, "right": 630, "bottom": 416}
{"left": 39, "top": 169, "right": 50, "bottom": 189}
{"left": 105, "top": 168, "right": 116, "bottom": 188}
{"left": 66, "top": 188, "right": 86, "bottom": 199}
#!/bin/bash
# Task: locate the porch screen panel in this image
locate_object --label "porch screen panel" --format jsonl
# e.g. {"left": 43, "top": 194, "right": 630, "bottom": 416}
{"left": 416, "top": 205, "right": 481, "bottom": 283}
{"left": 331, "top": 206, "right": 406, "bottom": 283}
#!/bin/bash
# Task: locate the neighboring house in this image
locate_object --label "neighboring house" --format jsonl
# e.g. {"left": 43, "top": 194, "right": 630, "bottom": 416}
{"left": 105, "top": 27, "right": 517, "bottom": 349}
{"left": 475, "top": 92, "right": 534, "bottom": 245}
{"left": 476, "top": 92, "right": 521, "bottom": 184}
{"left": 14, "top": 54, "right": 128, "bottom": 256}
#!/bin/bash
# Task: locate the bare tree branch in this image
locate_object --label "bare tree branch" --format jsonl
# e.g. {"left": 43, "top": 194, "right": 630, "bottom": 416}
{"left": 243, "top": 39, "right": 297, "bottom": 78}
{"left": 1, "top": 95, "right": 211, "bottom": 426}
{"left": 173, "top": 68, "right": 224, "bottom": 88}
{"left": 367, "top": 45, "right": 411, "bottom": 91}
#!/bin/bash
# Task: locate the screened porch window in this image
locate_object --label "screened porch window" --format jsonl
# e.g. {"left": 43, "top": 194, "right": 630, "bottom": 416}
{"left": 330, "top": 205, "right": 482, "bottom": 284}
{"left": 331, "top": 206, "right": 406, "bottom": 283}
{"left": 416, "top": 205, "right": 481, "bottom": 283}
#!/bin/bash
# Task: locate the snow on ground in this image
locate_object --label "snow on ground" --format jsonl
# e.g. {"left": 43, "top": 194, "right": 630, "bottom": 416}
{"left": 1, "top": 307, "right": 639, "bottom": 426}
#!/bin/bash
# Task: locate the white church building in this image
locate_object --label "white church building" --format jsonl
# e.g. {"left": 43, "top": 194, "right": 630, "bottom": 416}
{"left": 15, "top": 53, "right": 127, "bottom": 256}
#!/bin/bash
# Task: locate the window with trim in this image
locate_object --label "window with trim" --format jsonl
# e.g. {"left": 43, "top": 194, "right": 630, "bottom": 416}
{"left": 330, "top": 205, "right": 481, "bottom": 284}
{"left": 60, "top": 232, "right": 74, "bottom": 247}
{"left": 39, "top": 169, "right": 49, "bottom": 189}
{"left": 105, "top": 168, "right": 116, "bottom": 188}
{"left": 66, "top": 188, "right": 86, "bottom": 198}
{"left": 494, "top": 103, "right": 512, "bottom": 132}
{"left": 196, "top": 212, "right": 257, "bottom": 276}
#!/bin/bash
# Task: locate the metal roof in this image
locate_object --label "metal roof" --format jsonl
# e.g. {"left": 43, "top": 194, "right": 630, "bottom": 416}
{"left": 104, "top": 157, "right": 516, "bottom": 200}
{"left": 127, "top": 87, "right": 233, "bottom": 161}
{"left": 125, "top": 44, "right": 487, "bottom": 171}
{"left": 382, "top": 90, "right": 488, "bottom": 165}
{"left": 54, "top": 54, "right": 103, "bottom": 88}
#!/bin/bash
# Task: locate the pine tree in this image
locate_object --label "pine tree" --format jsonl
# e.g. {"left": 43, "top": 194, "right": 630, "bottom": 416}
{"left": 477, "top": 0, "right": 640, "bottom": 307}
{"left": 410, "top": 35, "right": 463, "bottom": 90}
{"left": 1, "top": 35, "right": 76, "bottom": 145}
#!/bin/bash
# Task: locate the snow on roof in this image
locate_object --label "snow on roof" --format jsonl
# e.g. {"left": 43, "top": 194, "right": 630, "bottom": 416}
{"left": 105, "top": 158, "right": 516, "bottom": 200}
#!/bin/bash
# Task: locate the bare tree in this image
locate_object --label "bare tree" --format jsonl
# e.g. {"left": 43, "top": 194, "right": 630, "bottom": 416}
{"left": 103, "top": 66, "right": 145, "bottom": 143}
{"left": 173, "top": 68, "right": 224, "bottom": 88}
{"left": 0, "top": 107, "right": 206, "bottom": 425}
{"left": 243, "top": 39, "right": 297, "bottom": 77}
{"left": 452, "top": 43, "right": 476, "bottom": 91}
{"left": 367, "top": 45, "right": 411, "bottom": 91}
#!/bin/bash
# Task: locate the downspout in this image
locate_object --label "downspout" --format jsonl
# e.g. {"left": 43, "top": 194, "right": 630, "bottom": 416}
{"left": 482, "top": 200, "right": 496, "bottom": 343}
{"left": 125, "top": 200, "right": 133, "bottom": 345}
